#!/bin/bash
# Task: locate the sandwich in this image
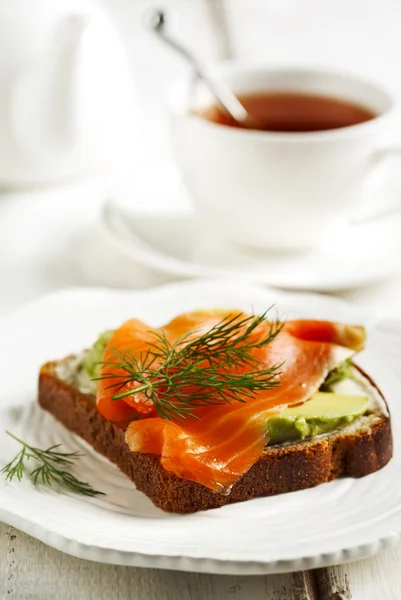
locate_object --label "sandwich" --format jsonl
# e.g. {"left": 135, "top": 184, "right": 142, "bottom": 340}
{"left": 38, "top": 309, "right": 392, "bottom": 513}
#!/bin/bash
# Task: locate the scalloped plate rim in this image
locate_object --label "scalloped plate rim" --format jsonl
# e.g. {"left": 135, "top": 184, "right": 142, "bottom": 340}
{"left": 0, "top": 279, "right": 400, "bottom": 575}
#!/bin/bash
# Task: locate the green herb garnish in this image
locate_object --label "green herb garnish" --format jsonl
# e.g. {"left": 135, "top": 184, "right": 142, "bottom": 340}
{"left": 1, "top": 431, "right": 105, "bottom": 497}
{"left": 96, "top": 311, "right": 283, "bottom": 421}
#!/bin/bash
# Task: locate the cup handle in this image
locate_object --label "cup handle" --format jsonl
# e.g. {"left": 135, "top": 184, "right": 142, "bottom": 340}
{"left": 350, "top": 147, "right": 401, "bottom": 224}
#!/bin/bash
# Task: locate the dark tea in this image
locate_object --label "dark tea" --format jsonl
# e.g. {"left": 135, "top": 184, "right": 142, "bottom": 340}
{"left": 198, "top": 91, "right": 376, "bottom": 133}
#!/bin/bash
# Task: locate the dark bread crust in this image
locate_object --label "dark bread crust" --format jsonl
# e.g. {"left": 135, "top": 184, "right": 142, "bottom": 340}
{"left": 38, "top": 361, "right": 393, "bottom": 513}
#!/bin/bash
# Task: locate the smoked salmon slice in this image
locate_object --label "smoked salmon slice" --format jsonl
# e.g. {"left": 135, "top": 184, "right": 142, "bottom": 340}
{"left": 96, "top": 310, "right": 365, "bottom": 492}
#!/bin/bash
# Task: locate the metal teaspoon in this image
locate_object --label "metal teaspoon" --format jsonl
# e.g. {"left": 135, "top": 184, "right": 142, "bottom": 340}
{"left": 145, "top": 9, "right": 261, "bottom": 129}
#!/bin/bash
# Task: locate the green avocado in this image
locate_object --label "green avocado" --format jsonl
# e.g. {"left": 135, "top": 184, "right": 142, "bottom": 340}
{"left": 81, "top": 330, "right": 114, "bottom": 379}
{"left": 266, "top": 392, "right": 369, "bottom": 445}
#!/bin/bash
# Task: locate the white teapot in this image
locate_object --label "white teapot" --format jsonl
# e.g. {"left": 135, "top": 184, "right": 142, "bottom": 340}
{"left": 0, "top": 0, "right": 137, "bottom": 186}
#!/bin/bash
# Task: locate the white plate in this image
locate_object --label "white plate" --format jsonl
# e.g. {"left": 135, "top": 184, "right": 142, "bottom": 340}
{"left": 0, "top": 279, "right": 401, "bottom": 574}
{"left": 100, "top": 191, "right": 401, "bottom": 292}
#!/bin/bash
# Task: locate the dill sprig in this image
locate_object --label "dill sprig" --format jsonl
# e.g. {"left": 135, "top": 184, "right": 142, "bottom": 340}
{"left": 97, "top": 311, "right": 283, "bottom": 421}
{"left": 1, "top": 431, "right": 105, "bottom": 497}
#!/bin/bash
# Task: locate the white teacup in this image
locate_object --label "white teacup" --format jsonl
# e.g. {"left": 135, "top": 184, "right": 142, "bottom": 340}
{"left": 169, "top": 65, "right": 401, "bottom": 250}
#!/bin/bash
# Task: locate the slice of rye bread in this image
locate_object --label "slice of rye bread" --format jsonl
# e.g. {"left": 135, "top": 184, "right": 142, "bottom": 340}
{"left": 38, "top": 360, "right": 393, "bottom": 513}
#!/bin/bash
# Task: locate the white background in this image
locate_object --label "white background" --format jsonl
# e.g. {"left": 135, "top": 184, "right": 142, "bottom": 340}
{"left": 3, "top": 0, "right": 401, "bottom": 316}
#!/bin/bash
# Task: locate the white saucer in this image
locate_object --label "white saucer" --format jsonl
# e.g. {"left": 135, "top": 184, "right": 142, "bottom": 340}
{"left": 100, "top": 180, "right": 401, "bottom": 292}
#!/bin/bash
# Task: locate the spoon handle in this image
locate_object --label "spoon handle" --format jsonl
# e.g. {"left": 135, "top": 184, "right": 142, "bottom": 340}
{"left": 146, "top": 9, "right": 254, "bottom": 125}
{"left": 159, "top": 29, "right": 248, "bottom": 122}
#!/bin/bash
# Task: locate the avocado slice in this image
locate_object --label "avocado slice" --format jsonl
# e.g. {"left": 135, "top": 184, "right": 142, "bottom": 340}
{"left": 266, "top": 392, "right": 369, "bottom": 445}
{"left": 81, "top": 330, "right": 113, "bottom": 379}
